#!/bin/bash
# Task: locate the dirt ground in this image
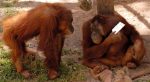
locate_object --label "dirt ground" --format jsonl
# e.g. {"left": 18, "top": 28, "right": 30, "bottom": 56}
{"left": 0, "top": 0, "right": 150, "bottom": 81}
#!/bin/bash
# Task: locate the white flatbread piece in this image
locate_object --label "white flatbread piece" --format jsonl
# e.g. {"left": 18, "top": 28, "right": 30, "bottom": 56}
{"left": 112, "top": 22, "right": 125, "bottom": 34}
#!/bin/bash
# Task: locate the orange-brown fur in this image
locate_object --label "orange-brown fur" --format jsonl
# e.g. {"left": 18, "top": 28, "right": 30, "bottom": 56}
{"left": 2, "top": 3, "right": 74, "bottom": 79}
{"left": 82, "top": 14, "right": 145, "bottom": 69}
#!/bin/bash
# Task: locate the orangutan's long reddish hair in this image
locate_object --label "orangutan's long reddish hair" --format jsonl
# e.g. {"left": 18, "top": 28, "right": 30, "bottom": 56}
{"left": 2, "top": 3, "right": 74, "bottom": 79}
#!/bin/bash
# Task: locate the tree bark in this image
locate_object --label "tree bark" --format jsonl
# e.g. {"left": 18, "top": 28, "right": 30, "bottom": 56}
{"left": 97, "top": 0, "right": 114, "bottom": 15}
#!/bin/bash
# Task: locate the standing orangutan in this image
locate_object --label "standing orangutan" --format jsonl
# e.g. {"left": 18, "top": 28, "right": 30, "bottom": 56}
{"left": 2, "top": 3, "right": 74, "bottom": 79}
{"left": 81, "top": 14, "right": 145, "bottom": 69}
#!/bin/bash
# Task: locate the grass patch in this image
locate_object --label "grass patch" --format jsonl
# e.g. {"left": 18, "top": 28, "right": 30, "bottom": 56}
{"left": 3, "top": 8, "right": 18, "bottom": 17}
{"left": 0, "top": 0, "right": 16, "bottom": 7}
{"left": 0, "top": 42, "right": 87, "bottom": 82}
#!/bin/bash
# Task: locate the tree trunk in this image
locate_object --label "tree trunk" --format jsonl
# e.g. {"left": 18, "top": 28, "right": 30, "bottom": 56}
{"left": 97, "top": 0, "right": 114, "bottom": 15}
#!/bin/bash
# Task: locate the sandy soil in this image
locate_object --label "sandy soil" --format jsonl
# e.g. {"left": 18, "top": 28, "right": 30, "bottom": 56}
{"left": 0, "top": 0, "right": 150, "bottom": 81}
